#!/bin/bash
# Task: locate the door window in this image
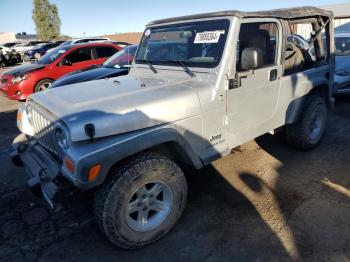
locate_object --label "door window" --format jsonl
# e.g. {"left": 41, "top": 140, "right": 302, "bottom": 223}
{"left": 65, "top": 48, "right": 93, "bottom": 63}
{"left": 237, "top": 22, "right": 278, "bottom": 71}
{"left": 95, "top": 46, "right": 117, "bottom": 58}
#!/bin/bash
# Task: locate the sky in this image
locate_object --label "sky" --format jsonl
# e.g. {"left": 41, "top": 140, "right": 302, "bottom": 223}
{"left": 0, "top": 0, "right": 348, "bottom": 37}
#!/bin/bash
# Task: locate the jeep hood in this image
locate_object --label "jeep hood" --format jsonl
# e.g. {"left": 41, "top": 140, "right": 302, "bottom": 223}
{"left": 29, "top": 75, "right": 202, "bottom": 141}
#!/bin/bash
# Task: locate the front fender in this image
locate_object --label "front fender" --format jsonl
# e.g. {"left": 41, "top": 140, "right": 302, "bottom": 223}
{"left": 64, "top": 125, "right": 203, "bottom": 189}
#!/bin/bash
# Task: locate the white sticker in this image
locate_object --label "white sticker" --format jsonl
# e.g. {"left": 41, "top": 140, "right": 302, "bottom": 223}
{"left": 194, "top": 30, "right": 225, "bottom": 44}
{"left": 58, "top": 50, "right": 66, "bottom": 54}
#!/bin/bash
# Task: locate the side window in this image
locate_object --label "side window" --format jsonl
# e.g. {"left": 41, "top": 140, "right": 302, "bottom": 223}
{"left": 237, "top": 22, "right": 278, "bottom": 71}
{"left": 95, "top": 46, "right": 117, "bottom": 58}
{"left": 284, "top": 19, "right": 330, "bottom": 76}
{"left": 65, "top": 48, "right": 93, "bottom": 63}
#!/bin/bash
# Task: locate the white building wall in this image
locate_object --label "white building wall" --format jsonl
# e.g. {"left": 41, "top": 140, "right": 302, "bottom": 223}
{"left": 0, "top": 32, "right": 16, "bottom": 44}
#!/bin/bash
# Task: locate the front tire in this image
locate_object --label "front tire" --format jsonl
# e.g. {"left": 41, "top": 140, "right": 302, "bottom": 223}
{"left": 34, "top": 79, "right": 53, "bottom": 93}
{"left": 94, "top": 152, "right": 187, "bottom": 249}
{"left": 286, "top": 95, "right": 327, "bottom": 150}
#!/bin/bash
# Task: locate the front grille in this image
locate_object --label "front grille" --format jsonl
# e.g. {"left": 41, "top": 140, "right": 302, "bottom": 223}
{"left": 27, "top": 101, "right": 64, "bottom": 159}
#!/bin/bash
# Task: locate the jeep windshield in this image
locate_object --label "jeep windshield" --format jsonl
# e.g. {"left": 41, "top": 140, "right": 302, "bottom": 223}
{"left": 135, "top": 19, "right": 230, "bottom": 68}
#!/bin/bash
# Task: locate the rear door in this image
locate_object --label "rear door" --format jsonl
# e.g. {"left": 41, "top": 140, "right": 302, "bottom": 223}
{"left": 93, "top": 46, "right": 119, "bottom": 64}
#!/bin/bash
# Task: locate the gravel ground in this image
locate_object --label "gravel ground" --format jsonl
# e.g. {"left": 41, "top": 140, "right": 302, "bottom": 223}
{"left": 0, "top": 95, "right": 350, "bottom": 262}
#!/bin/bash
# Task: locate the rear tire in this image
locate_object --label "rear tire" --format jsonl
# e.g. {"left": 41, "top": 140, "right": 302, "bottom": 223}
{"left": 34, "top": 79, "right": 53, "bottom": 93}
{"left": 94, "top": 152, "right": 187, "bottom": 249}
{"left": 286, "top": 95, "right": 327, "bottom": 150}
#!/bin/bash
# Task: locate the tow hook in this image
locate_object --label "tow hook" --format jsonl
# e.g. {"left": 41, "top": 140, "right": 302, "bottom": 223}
{"left": 10, "top": 142, "right": 27, "bottom": 167}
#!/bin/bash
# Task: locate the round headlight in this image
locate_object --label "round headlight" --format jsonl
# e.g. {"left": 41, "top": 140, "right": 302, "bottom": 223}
{"left": 55, "top": 127, "right": 69, "bottom": 151}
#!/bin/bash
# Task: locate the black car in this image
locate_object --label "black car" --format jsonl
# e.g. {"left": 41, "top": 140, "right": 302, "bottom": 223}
{"left": 50, "top": 45, "right": 138, "bottom": 88}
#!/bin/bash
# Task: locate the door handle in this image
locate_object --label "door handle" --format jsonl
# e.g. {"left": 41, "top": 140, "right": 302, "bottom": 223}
{"left": 269, "top": 69, "right": 278, "bottom": 81}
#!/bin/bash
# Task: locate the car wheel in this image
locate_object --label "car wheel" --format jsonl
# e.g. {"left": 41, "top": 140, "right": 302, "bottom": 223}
{"left": 286, "top": 95, "right": 327, "bottom": 150}
{"left": 34, "top": 79, "right": 53, "bottom": 92}
{"left": 94, "top": 152, "right": 187, "bottom": 249}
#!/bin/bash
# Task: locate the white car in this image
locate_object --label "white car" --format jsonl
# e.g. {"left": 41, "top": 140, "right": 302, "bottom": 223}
{"left": 59, "top": 37, "right": 110, "bottom": 46}
{"left": 0, "top": 45, "right": 11, "bottom": 54}
{"left": 12, "top": 41, "right": 50, "bottom": 53}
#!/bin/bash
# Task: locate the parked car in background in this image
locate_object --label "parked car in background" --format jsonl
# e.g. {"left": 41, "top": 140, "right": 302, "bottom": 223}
{"left": 23, "top": 42, "right": 63, "bottom": 61}
{"left": 60, "top": 37, "right": 110, "bottom": 46}
{"left": 3, "top": 42, "right": 21, "bottom": 48}
{"left": 12, "top": 41, "right": 50, "bottom": 53}
{"left": 333, "top": 32, "right": 350, "bottom": 95}
{"left": 0, "top": 42, "right": 121, "bottom": 100}
{"left": 0, "top": 46, "right": 22, "bottom": 67}
{"left": 51, "top": 44, "right": 138, "bottom": 88}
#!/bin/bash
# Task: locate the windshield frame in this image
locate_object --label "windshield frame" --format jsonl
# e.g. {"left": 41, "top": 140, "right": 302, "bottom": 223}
{"left": 135, "top": 19, "right": 230, "bottom": 69}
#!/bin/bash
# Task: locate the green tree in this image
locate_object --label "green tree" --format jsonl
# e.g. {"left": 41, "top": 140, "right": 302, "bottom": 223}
{"left": 32, "top": 0, "right": 61, "bottom": 40}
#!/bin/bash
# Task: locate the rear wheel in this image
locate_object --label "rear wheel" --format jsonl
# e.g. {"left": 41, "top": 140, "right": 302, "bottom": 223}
{"left": 286, "top": 95, "right": 327, "bottom": 150}
{"left": 94, "top": 152, "right": 187, "bottom": 249}
{"left": 34, "top": 79, "right": 53, "bottom": 93}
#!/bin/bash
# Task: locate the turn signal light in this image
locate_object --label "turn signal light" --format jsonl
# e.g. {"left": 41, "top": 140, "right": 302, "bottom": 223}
{"left": 64, "top": 156, "right": 75, "bottom": 174}
{"left": 88, "top": 164, "right": 102, "bottom": 182}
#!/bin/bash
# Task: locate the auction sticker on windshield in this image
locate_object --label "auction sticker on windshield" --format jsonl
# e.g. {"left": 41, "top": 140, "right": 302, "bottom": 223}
{"left": 194, "top": 30, "right": 225, "bottom": 44}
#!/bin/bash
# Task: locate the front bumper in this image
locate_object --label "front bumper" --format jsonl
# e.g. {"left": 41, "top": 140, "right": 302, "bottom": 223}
{"left": 0, "top": 80, "right": 29, "bottom": 100}
{"left": 12, "top": 135, "right": 64, "bottom": 207}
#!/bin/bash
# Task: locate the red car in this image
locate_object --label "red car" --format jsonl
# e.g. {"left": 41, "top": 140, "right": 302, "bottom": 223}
{"left": 0, "top": 42, "right": 121, "bottom": 100}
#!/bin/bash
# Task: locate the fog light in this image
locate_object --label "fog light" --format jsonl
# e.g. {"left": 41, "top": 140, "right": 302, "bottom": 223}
{"left": 16, "top": 90, "right": 21, "bottom": 96}
{"left": 64, "top": 156, "right": 75, "bottom": 174}
{"left": 88, "top": 164, "right": 102, "bottom": 182}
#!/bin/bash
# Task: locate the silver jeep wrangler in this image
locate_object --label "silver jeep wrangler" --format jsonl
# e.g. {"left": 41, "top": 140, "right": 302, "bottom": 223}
{"left": 13, "top": 7, "right": 334, "bottom": 249}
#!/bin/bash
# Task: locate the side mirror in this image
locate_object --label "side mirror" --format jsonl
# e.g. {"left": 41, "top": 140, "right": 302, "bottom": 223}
{"left": 241, "top": 48, "right": 263, "bottom": 71}
{"left": 61, "top": 58, "right": 72, "bottom": 66}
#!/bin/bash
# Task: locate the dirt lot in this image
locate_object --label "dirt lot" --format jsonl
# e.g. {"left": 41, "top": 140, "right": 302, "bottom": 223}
{"left": 0, "top": 94, "right": 350, "bottom": 262}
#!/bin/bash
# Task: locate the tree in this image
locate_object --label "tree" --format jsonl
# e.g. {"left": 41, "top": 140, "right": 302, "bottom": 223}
{"left": 32, "top": 0, "right": 61, "bottom": 40}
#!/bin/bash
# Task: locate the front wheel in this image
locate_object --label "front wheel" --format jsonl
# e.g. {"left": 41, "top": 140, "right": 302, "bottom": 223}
{"left": 94, "top": 152, "right": 188, "bottom": 249}
{"left": 286, "top": 95, "right": 327, "bottom": 150}
{"left": 34, "top": 79, "right": 53, "bottom": 93}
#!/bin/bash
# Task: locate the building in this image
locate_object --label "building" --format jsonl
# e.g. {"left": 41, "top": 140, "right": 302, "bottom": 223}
{"left": 291, "top": 4, "right": 350, "bottom": 38}
{"left": 0, "top": 32, "right": 17, "bottom": 44}
{"left": 321, "top": 3, "right": 350, "bottom": 32}
{"left": 0, "top": 32, "right": 37, "bottom": 44}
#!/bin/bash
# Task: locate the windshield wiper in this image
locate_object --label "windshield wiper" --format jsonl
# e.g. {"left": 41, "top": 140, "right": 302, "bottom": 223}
{"left": 140, "top": 59, "right": 157, "bottom": 73}
{"left": 176, "top": 60, "right": 195, "bottom": 77}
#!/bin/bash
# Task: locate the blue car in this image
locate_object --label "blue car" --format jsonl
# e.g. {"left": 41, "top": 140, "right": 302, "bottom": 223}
{"left": 23, "top": 42, "right": 63, "bottom": 61}
{"left": 334, "top": 32, "right": 350, "bottom": 95}
{"left": 50, "top": 45, "right": 138, "bottom": 88}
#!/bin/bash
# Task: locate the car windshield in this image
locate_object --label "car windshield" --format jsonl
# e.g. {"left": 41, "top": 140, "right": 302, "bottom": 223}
{"left": 135, "top": 19, "right": 230, "bottom": 68}
{"left": 60, "top": 41, "right": 73, "bottom": 46}
{"left": 335, "top": 37, "right": 350, "bottom": 56}
{"left": 103, "top": 45, "right": 138, "bottom": 68}
{"left": 37, "top": 46, "right": 70, "bottom": 64}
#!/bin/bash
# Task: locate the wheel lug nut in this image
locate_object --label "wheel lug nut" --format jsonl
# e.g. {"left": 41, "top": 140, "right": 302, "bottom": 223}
{"left": 142, "top": 194, "right": 147, "bottom": 199}
{"left": 150, "top": 194, "right": 154, "bottom": 198}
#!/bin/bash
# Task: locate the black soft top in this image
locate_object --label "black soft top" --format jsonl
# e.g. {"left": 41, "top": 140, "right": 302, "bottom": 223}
{"left": 148, "top": 6, "right": 333, "bottom": 26}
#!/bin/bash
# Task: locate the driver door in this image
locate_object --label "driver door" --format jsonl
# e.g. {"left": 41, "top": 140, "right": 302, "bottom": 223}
{"left": 54, "top": 47, "right": 94, "bottom": 78}
{"left": 226, "top": 19, "right": 282, "bottom": 147}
